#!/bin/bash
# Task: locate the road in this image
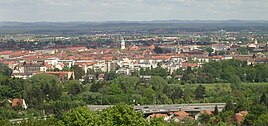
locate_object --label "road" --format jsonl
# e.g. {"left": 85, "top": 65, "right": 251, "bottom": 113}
{"left": 88, "top": 103, "right": 226, "bottom": 114}
{"left": 9, "top": 103, "right": 226, "bottom": 123}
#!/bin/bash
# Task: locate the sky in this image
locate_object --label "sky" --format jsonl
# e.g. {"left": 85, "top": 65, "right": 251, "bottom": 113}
{"left": 0, "top": 0, "right": 268, "bottom": 22}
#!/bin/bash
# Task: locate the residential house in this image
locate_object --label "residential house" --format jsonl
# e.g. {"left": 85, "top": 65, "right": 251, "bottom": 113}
{"left": 234, "top": 111, "right": 248, "bottom": 125}
{"left": 11, "top": 98, "right": 27, "bottom": 109}
{"left": 147, "top": 113, "right": 169, "bottom": 121}
{"left": 172, "top": 111, "right": 192, "bottom": 122}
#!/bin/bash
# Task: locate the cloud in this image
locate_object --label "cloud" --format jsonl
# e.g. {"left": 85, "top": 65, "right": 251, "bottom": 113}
{"left": 0, "top": 0, "right": 267, "bottom": 21}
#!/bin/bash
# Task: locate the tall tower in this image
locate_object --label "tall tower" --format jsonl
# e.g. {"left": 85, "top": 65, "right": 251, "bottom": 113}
{"left": 121, "top": 38, "right": 126, "bottom": 50}
{"left": 254, "top": 38, "right": 258, "bottom": 45}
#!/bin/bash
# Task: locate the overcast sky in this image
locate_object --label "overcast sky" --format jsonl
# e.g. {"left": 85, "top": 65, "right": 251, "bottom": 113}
{"left": 0, "top": 0, "right": 267, "bottom": 22}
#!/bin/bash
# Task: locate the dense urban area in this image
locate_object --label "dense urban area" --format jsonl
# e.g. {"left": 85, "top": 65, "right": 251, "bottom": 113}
{"left": 1, "top": 21, "right": 268, "bottom": 125}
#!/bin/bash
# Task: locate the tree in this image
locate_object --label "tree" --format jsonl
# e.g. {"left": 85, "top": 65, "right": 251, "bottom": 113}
{"left": 99, "top": 104, "right": 147, "bottom": 126}
{"left": 25, "top": 74, "right": 62, "bottom": 107}
{"left": 243, "top": 104, "right": 268, "bottom": 126}
{"left": 149, "top": 117, "right": 171, "bottom": 126}
{"left": 235, "top": 97, "right": 250, "bottom": 112}
{"left": 51, "top": 99, "right": 86, "bottom": 119}
{"left": 214, "top": 105, "right": 219, "bottom": 115}
{"left": 104, "top": 71, "right": 118, "bottom": 81}
{"left": 163, "top": 85, "right": 175, "bottom": 98}
{"left": 154, "top": 46, "right": 163, "bottom": 54}
{"left": 170, "top": 87, "right": 183, "bottom": 102}
{"left": 260, "top": 92, "right": 268, "bottom": 106}
{"left": 229, "top": 75, "right": 242, "bottom": 90}
{"left": 66, "top": 80, "right": 82, "bottom": 95}
{"left": 19, "top": 117, "right": 59, "bottom": 126}
{"left": 205, "top": 46, "right": 214, "bottom": 56}
{"left": 0, "top": 78, "right": 25, "bottom": 99}
{"left": 195, "top": 85, "right": 206, "bottom": 99}
{"left": 254, "top": 114, "right": 268, "bottom": 126}
{"left": 219, "top": 110, "right": 234, "bottom": 123}
{"left": 250, "top": 104, "right": 268, "bottom": 116}
{"left": 59, "top": 106, "right": 99, "bottom": 126}
{"left": 151, "top": 67, "right": 168, "bottom": 78}
{"left": 0, "top": 119, "right": 11, "bottom": 126}
{"left": 239, "top": 47, "right": 248, "bottom": 55}
{"left": 112, "top": 76, "right": 139, "bottom": 94}
{"left": 224, "top": 100, "right": 234, "bottom": 112}
{"left": 148, "top": 76, "right": 167, "bottom": 92}
{"left": 90, "top": 81, "right": 106, "bottom": 92}
{"left": 0, "top": 64, "right": 12, "bottom": 77}
{"left": 71, "top": 65, "right": 85, "bottom": 80}
{"left": 82, "top": 92, "right": 103, "bottom": 105}
{"left": 199, "top": 113, "right": 211, "bottom": 124}
{"left": 99, "top": 84, "right": 124, "bottom": 95}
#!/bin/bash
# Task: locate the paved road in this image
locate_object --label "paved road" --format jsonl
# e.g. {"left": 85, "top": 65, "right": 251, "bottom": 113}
{"left": 88, "top": 103, "right": 226, "bottom": 114}
{"left": 10, "top": 103, "right": 225, "bottom": 123}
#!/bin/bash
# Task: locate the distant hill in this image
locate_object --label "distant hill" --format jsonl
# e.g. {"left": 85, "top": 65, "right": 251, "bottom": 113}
{"left": 1, "top": 20, "right": 268, "bottom": 34}
{"left": 1, "top": 20, "right": 268, "bottom": 26}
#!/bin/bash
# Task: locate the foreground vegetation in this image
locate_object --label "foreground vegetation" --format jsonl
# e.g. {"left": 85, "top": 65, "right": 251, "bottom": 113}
{"left": 0, "top": 59, "right": 268, "bottom": 125}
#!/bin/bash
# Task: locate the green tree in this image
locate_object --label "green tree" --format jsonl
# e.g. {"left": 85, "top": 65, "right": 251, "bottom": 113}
{"left": 104, "top": 71, "right": 118, "bottom": 81}
{"left": 71, "top": 65, "right": 85, "bottom": 80}
{"left": 149, "top": 117, "right": 171, "bottom": 126}
{"left": 214, "top": 105, "right": 219, "bottom": 115}
{"left": 151, "top": 67, "right": 168, "bottom": 78}
{"left": 163, "top": 85, "right": 175, "bottom": 98}
{"left": 148, "top": 76, "right": 167, "bottom": 92}
{"left": 19, "top": 117, "right": 58, "bottom": 126}
{"left": 0, "top": 119, "right": 11, "bottom": 126}
{"left": 154, "top": 46, "right": 163, "bottom": 54}
{"left": 195, "top": 85, "right": 206, "bottom": 99}
{"left": 254, "top": 114, "right": 268, "bottom": 126}
{"left": 112, "top": 76, "right": 139, "bottom": 94}
{"left": 0, "top": 78, "right": 25, "bottom": 99}
{"left": 82, "top": 92, "right": 103, "bottom": 105}
{"left": 260, "top": 92, "right": 268, "bottom": 106}
{"left": 59, "top": 106, "right": 99, "bottom": 126}
{"left": 0, "top": 64, "right": 12, "bottom": 77}
{"left": 99, "top": 104, "right": 147, "bottom": 126}
{"left": 239, "top": 47, "right": 248, "bottom": 55}
{"left": 224, "top": 100, "right": 235, "bottom": 112}
{"left": 90, "top": 81, "right": 106, "bottom": 92}
{"left": 170, "top": 87, "right": 183, "bottom": 102}
{"left": 205, "top": 46, "right": 214, "bottom": 56}
{"left": 199, "top": 113, "right": 211, "bottom": 124}
{"left": 25, "top": 74, "right": 62, "bottom": 107}
{"left": 229, "top": 75, "right": 242, "bottom": 90}
{"left": 66, "top": 80, "right": 82, "bottom": 95}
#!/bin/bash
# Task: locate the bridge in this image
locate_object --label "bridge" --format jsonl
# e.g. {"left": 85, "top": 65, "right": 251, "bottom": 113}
{"left": 88, "top": 103, "right": 226, "bottom": 115}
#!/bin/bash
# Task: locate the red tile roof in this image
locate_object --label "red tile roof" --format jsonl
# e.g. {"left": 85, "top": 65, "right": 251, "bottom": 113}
{"left": 200, "top": 110, "right": 213, "bottom": 115}
{"left": 11, "top": 98, "right": 24, "bottom": 108}
{"left": 173, "top": 111, "right": 189, "bottom": 117}
{"left": 149, "top": 113, "right": 168, "bottom": 118}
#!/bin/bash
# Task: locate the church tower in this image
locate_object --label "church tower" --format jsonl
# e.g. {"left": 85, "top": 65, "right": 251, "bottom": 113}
{"left": 254, "top": 38, "right": 258, "bottom": 45}
{"left": 121, "top": 38, "right": 126, "bottom": 50}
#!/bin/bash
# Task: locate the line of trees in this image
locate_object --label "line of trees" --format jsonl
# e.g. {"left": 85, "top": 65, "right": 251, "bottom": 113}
{"left": 180, "top": 59, "right": 268, "bottom": 84}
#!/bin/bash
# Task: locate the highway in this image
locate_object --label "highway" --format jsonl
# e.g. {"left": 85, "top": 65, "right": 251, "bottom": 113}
{"left": 88, "top": 103, "right": 226, "bottom": 114}
{"left": 9, "top": 103, "right": 225, "bottom": 123}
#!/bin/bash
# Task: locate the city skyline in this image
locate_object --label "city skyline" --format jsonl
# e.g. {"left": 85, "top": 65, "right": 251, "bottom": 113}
{"left": 0, "top": 0, "right": 268, "bottom": 22}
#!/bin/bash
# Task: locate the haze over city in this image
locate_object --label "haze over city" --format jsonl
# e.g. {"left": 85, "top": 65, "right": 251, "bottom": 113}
{"left": 1, "top": 0, "right": 268, "bottom": 22}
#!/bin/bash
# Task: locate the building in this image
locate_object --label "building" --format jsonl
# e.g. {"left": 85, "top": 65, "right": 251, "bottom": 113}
{"left": 121, "top": 38, "right": 126, "bottom": 50}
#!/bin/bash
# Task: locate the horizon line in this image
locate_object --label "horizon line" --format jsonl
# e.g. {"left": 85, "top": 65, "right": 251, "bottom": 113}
{"left": 1, "top": 19, "right": 268, "bottom": 23}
